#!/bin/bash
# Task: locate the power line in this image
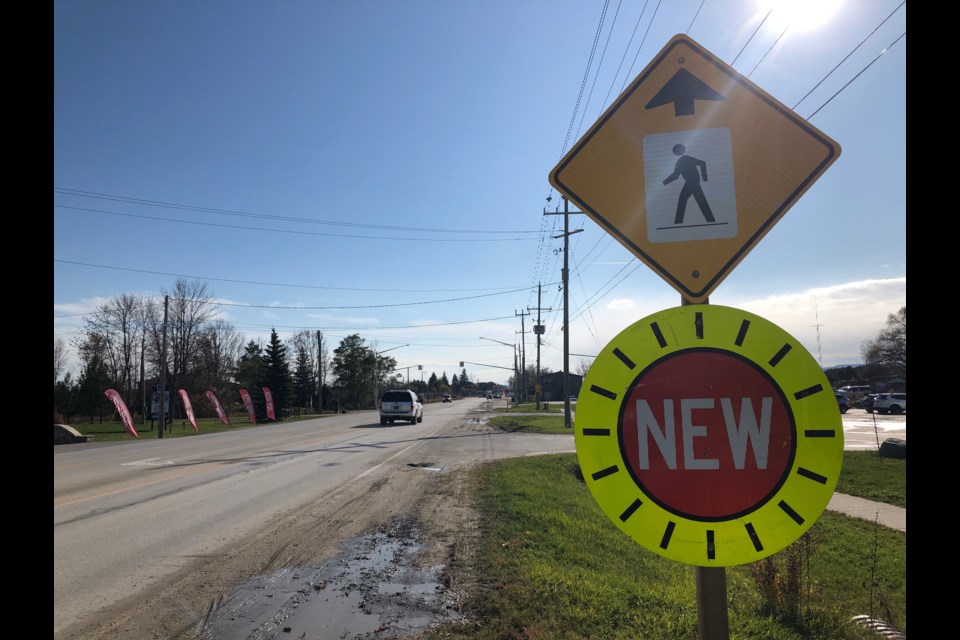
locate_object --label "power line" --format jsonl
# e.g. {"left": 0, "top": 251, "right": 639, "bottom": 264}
{"left": 54, "top": 188, "right": 540, "bottom": 235}
{"left": 806, "top": 31, "right": 905, "bottom": 120}
{"left": 54, "top": 259, "right": 548, "bottom": 293}
{"left": 791, "top": 1, "right": 906, "bottom": 111}
{"left": 731, "top": 7, "right": 774, "bottom": 67}
{"left": 55, "top": 205, "right": 539, "bottom": 243}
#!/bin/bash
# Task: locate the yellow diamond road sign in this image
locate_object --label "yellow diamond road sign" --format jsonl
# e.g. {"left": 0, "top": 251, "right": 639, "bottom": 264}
{"left": 549, "top": 34, "right": 841, "bottom": 303}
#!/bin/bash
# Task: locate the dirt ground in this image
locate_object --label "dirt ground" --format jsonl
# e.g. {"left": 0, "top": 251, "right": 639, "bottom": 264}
{"left": 63, "top": 450, "right": 485, "bottom": 640}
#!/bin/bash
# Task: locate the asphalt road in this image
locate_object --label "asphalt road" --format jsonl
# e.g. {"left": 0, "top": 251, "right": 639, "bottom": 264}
{"left": 53, "top": 397, "right": 573, "bottom": 638}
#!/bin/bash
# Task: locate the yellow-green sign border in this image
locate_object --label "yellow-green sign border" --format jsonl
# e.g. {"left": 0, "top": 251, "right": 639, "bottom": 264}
{"left": 575, "top": 305, "right": 843, "bottom": 567}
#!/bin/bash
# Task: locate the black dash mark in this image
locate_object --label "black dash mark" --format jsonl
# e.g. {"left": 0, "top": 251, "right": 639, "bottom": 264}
{"left": 612, "top": 348, "right": 636, "bottom": 370}
{"left": 619, "top": 499, "right": 642, "bottom": 522}
{"left": 582, "top": 428, "right": 611, "bottom": 436}
{"left": 650, "top": 322, "right": 667, "bottom": 348}
{"left": 590, "top": 385, "right": 617, "bottom": 400}
{"left": 796, "top": 467, "right": 828, "bottom": 485}
{"left": 778, "top": 500, "right": 805, "bottom": 525}
{"left": 769, "top": 343, "right": 792, "bottom": 367}
{"left": 735, "top": 319, "right": 750, "bottom": 346}
{"left": 745, "top": 523, "right": 763, "bottom": 552}
{"left": 660, "top": 521, "right": 676, "bottom": 549}
{"left": 591, "top": 465, "right": 619, "bottom": 481}
{"left": 706, "top": 530, "right": 716, "bottom": 560}
{"left": 804, "top": 429, "right": 835, "bottom": 438}
{"left": 695, "top": 311, "right": 704, "bottom": 339}
{"left": 794, "top": 384, "right": 824, "bottom": 400}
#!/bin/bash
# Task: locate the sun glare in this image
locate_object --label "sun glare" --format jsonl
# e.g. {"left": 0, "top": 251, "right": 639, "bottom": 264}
{"left": 759, "top": 0, "right": 842, "bottom": 32}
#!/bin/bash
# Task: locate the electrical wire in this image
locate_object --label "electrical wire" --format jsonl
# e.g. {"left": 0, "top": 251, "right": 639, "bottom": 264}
{"left": 805, "top": 31, "right": 905, "bottom": 121}
{"left": 731, "top": 7, "right": 774, "bottom": 67}
{"left": 55, "top": 205, "right": 539, "bottom": 243}
{"left": 792, "top": 1, "right": 906, "bottom": 111}
{"left": 54, "top": 188, "right": 539, "bottom": 235}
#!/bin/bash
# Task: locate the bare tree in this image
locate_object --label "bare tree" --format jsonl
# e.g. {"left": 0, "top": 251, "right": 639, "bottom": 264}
{"left": 195, "top": 319, "right": 245, "bottom": 400}
{"left": 861, "top": 306, "right": 906, "bottom": 378}
{"left": 164, "top": 279, "right": 216, "bottom": 415}
{"left": 82, "top": 293, "right": 142, "bottom": 405}
{"left": 576, "top": 359, "right": 592, "bottom": 377}
{"left": 54, "top": 337, "right": 68, "bottom": 387}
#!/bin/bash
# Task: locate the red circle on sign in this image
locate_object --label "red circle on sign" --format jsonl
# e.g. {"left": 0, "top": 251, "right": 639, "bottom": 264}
{"left": 618, "top": 349, "right": 795, "bottom": 520}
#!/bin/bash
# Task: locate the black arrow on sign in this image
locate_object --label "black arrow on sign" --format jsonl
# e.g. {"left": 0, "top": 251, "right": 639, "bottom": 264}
{"left": 645, "top": 68, "right": 724, "bottom": 117}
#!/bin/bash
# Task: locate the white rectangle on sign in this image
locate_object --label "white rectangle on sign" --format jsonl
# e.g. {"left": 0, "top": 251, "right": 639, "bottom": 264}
{"left": 643, "top": 128, "right": 737, "bottom": 243}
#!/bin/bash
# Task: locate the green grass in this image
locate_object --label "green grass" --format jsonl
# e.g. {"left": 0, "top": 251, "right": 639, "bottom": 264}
{"left": 426, "top": 454, "right": 906, "bottom": 640}
{"left": 835, "top": 451, "right": 906, "bottom": 508}
{"left": 491, "top": 400, "right": 569, "bottom": 414}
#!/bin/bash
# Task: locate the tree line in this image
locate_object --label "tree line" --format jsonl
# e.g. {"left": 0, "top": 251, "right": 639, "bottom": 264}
{"left": 52, "top": 278, "right": 491, "bottom": 426}
{"left": 825, "top": 306, "right": 906, "bottom": 390}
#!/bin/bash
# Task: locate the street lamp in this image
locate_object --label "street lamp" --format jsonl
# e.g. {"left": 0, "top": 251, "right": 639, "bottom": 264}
{"left": 373, "top": 344, "right": 408, "bottom": 408}
{"left": 479, "top": 337, "right": 519, "bottom": 404}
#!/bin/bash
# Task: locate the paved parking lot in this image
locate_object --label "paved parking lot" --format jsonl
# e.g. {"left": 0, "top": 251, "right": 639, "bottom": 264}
{"left": 841, "top": 409, "right": 905, "bottom": 450}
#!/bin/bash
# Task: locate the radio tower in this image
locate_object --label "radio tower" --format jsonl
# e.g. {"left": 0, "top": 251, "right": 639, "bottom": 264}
{"left": 813, "top": 298, "right": 823, "bottom": 367}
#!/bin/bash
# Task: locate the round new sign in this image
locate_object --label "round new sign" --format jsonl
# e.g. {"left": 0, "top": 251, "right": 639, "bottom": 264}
{"left": 575, "top": 305, "right": 843, "bottom": 567}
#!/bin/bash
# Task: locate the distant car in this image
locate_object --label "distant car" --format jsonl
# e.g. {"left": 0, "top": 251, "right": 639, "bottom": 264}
{"left": 860, "top": 393, "right": 879, "bottom": 413}
{"left": 834, "top": 392, "right": 849, "bottom": 414}
{"left": 379, "top": 389, "right": 423, "bottom": 425}
{"left": 442, "top": 394, "right": 452, "bottom": 403}
{"left": 874, "top": 392, "right": 906, "bottom": 415}
{"left": 838, "top": 385, "right": 872, "bottom": 395}
{"left": 569, "top": 396, "right": 577, "bottom": 402}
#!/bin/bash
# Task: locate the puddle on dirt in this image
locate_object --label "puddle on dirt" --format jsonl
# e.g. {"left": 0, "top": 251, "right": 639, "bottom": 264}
{"left": 201, "top": 519, "right": 460, "bottom": 639}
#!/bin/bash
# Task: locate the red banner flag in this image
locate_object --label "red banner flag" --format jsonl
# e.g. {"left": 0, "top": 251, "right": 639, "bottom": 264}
{"left": 263, "top": 386, "right": 276, "bottom": 421}
{"left": 204, "top": 390, "right": 231, "bottom": 425}
{"left": 178, "top": 389, "right": 198, "bottom": 432}
{"left": 104, "top": 389, "right": 139, "bottom": 438}
{"left": 239, "top": 388, "right": 257, "bottom": 424}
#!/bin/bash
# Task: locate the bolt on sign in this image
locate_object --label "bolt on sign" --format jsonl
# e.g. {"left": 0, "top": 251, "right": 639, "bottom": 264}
{"left": 549, "top": 34, "right": 841, "bottom": 303}
{"left": 575, "top": 305, "right": 843, "bottom": 567}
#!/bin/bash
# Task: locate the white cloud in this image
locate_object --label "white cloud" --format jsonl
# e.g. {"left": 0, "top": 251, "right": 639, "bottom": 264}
{"left": 559, "top": 277, "right": 905, "bottom": 372}
{"left": 607, "top": 298, "right": 635, "bottom": 310}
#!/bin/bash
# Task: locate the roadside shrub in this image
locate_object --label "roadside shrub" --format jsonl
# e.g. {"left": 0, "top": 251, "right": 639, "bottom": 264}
{"left": 749, "top": 528, "right": 824, "bottom": 622}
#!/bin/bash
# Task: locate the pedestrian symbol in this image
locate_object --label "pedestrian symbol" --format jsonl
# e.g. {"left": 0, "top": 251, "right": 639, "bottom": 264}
{"left": 643, "top": 128, "right": 737, "bottom": 243}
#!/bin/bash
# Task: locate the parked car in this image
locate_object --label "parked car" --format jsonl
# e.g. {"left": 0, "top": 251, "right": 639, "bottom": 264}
{"left": 859, "top": 393, "right": 880, "bottom": 413}
{"left": 834, "top": 392, "right": 849, "bottom": 414}
{"left": 837, "top": 385, "right": 872, "bottom": 395}
{"left": 874, "top": 392, "right": 906, "bottom": 415}
{"left": 442, "top": 394, "right": 452, "bottom": 403}
{"left": 379, "top": 389, "right": 423, "bottom": 425}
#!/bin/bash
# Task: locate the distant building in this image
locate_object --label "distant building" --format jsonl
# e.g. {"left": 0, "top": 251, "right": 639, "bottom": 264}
{"left": 538, "top": 371, "right": 583, "bottom": 401}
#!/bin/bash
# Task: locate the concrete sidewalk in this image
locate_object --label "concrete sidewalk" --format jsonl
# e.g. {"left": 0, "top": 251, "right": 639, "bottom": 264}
{"left": 827, "top": 493, "right": 906, "bottom": 532}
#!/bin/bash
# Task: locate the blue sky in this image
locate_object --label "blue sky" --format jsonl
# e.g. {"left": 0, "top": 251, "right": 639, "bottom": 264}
{"left": 54, "top": 1, "right": 906, "bottom": 386}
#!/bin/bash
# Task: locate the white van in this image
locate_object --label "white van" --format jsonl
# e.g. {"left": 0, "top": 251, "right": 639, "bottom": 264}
{"left": 837, "top": 385, "right": 871, "bottom": 395}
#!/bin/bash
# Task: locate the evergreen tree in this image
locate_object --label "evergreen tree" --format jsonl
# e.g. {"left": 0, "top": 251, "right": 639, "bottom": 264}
{"left": 235, "top": 340, "right": 262, "bottom": 417}
{"left": 259, "top": 328, "right": 292, "bottom": 420}
{"left": 292, "top": 346, "right": 315, "bottom": 410}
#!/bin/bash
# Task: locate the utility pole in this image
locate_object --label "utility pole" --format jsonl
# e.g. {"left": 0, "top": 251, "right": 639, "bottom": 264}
{"left": 158, "top": 295, "right": 169, "bottom": 439}
{"left": 546, "top": 197, "right": 583, "bottom": 427}
{"left": 316, "top": 331, "right": 323, "bottom": 413}
{"left": 528, "top": 283, "right": 551, "bottom": 409}
{"left": 515, "top": 309, "right": 529, "bottom": 403}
